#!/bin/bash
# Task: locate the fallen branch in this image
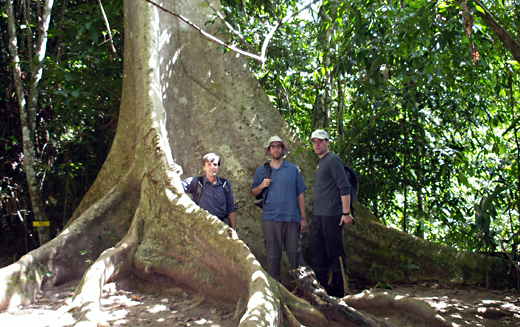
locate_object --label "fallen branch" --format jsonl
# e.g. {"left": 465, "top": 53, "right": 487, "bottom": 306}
{"left": 289, "top": 266, "right": 392, "bottom": 327}
{"left": 500, "top": 237, "right": 520, "bottom": 274}
{"left": 339, "top": 256, "right": 351, "bottom": 296}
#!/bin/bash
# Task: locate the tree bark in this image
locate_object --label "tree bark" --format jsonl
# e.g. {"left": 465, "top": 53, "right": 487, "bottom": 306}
{"left": 0, "top": 0, "right": 514, "bottom": 326}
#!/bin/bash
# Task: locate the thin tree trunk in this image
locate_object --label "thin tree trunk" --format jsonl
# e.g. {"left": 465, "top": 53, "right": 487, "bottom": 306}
{"left": 6, "top": 0, "right": 54, "bottom": 246}
{"left": 507, "top": 67, "right": 520, "bottom": 289}
{"left": 416, "top": 187, "right": 424, "bottom": 238}
{"left": 337, "top": 77, "right": 345, "bottom": 158}
{"left": 311, "top": 3, "right": 334, "bottom": 131}
{"left": 402, "top": 110, "right": 408, "bottom": 233}
{"left": 23, "top": 0, "right": 33, "bottom": 60}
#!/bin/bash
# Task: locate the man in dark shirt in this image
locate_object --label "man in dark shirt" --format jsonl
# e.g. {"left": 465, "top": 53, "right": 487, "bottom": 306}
{"left": 176, "top": 153, "right": 237, "bottom": 229}
{"left": 308, "top": 129, "right": 353, "bottom": 297}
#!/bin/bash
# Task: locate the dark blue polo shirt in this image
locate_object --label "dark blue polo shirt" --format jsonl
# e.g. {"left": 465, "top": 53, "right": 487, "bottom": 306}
{"left": 182, "top": 175, "right": 237, "bottom": 219}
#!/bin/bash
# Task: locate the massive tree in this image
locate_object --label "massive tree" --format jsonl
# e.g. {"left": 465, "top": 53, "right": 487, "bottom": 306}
{"left": 0, "top": 0, "right": 512, "bottom": 326}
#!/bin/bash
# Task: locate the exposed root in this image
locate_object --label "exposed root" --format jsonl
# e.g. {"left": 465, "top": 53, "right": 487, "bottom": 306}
{"left": 68, "top": 212, "right": 142, "bottom": 326}
{"left": 289, "top": 266, "right": 455, "bottom": 327}
{"left": 0, "top": 256, "right": 43, "bottom": 309}
{"left": 185, "top": 293, "right": 206, "bottom": 310}
{"left": 0, "top": 169, "right": 139, "bottom": 311}
{"left": 342, "top": 289, "right": 453, "bottom": 327}
{"left": 281, "top": 301, "right": 302, "bottom": 327}
{"left": 280, "top": 284, "right": 328, "bottom": 326}
{"left": 232, "top": 296, "right": 247, "bottom": 324}
{"left": 236, "top": 245, "right": 283, "bottom": 326}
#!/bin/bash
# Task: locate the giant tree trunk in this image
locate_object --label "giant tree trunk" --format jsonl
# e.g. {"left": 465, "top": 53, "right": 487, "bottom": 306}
{"left": 0, "top": 0, "right": 512, "bottom": 326}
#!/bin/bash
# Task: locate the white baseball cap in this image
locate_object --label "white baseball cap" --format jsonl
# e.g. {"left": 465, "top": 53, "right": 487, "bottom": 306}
{"left": 310, "top": 129, "right": 329, "bottom": 140}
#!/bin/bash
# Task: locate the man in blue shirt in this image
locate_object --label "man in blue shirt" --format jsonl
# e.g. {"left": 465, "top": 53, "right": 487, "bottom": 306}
{"left": 308, "top": 129, "right": 353, "bottom": 297}
{"left": 251, "top": 136, "right": 307, "bottom": 281}
{"left": 179, "top": 153, "right": 237, "bottom": 229}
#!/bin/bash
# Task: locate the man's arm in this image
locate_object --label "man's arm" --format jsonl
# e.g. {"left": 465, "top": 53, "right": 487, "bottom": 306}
{"left": 223, "top": 179, "right": 237, "bottom": 227}
{"left": 297, "top": 192, "right": 306, "bottom": 232}
{"left": 228, "top": 211, "right": 236, "bottom": 230}
{"left": 339, "top": 194, "right": 354, "bottom": 225}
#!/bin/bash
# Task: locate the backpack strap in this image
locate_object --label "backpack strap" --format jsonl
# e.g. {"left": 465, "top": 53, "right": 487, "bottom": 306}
{"left": 195, "top": 176, "right": 231, "bottom": 205}
{"left": 344, "top": 165, "right": 358, "bottom": 203}
{"left": 220, "top": 177, "right": 231, "bottom": 193}
{"left": 343, "top": 164, "right": 359, "bottom": 213}
{"left": 263, "top": 162, "right": 271, "bottom": 203}
{"left": 264, "top": 162, "right": 271, "bottom": 179}
{"left": 194, "top": 176, "right": 204, "bottom": 204}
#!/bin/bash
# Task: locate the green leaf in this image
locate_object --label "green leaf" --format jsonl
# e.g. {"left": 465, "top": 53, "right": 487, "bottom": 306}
{"left": 474, "top": 5, "right": 485, "bottom": 14}
{"left": 457, "top": 172, "right": 470, "bottom": 188}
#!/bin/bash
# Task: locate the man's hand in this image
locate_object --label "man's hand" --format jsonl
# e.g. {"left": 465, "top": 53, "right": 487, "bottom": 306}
{"left": 300, "top": 218, "right": 307, "bottom": 233}
{"left": 170, "top": 163, "right": 183, "bottom": 175}
{"left": 340, "top": 214, "right": 354, "bottom": 225}
{"left": 260, "top": 178, "right": 272, "bottom": 189}
{"left": 251, "top": 178, "right": 272, "bottom": 197}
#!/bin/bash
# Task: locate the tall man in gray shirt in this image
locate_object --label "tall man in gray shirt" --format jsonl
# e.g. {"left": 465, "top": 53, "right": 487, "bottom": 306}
{"left": 308, "top": 129, "right": 353, "bottom": 297}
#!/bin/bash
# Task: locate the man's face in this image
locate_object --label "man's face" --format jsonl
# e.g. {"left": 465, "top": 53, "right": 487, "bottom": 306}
{"left": 268, "top": 142, "right": 284, "bottom": 160}
{"left": 311, "top": 138, "right": 329, "bottom": 157}
{"left": 203, "top": 160, "right": 219, "bottom": 177}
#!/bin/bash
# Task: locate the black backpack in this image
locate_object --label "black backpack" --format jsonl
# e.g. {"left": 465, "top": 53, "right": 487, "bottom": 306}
{"left": 344, "top": 164, "right": 359, "bottom": 207}
{"left": 253, "top": 162, "right": 271, "bottom": 209}
{"left": 194, "top": 176, "right": 230, "bottom": 205}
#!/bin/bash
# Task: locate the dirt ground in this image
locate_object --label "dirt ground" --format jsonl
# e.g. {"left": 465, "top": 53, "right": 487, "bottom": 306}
{"left": 1, "top": 275, "right": 519, "bottom": 327}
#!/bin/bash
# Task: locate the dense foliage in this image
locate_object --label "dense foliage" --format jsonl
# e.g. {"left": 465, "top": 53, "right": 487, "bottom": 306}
{"left": 220, "top": 0, "right": 520, "bottom": 255}
{"left": 1, "top": 0, "right": 519, "bottom": 264}
{"left": 0, "top": 0, "right": 123, "bottom": 261}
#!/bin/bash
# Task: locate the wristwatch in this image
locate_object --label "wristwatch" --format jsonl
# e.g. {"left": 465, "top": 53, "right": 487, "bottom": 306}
{"left": 342, "top": 212, "right": 350, "bottom": 216}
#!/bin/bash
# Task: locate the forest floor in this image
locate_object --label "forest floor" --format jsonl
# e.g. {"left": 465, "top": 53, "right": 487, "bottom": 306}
{"left": 1, "top": 274, "right": 519, "bottom": 327}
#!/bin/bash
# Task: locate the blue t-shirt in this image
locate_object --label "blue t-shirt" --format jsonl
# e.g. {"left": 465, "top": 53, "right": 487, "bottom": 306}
{"left": 182, "top": 175, "right": 237, "bottom": 219}
{"left": 250, "top": 160, "right": 307, "bottom": 222}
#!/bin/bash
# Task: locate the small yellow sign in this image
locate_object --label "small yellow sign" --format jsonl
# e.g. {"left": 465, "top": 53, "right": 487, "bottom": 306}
{"left": 33, "top": 221, "right": 50, "bottom": 227}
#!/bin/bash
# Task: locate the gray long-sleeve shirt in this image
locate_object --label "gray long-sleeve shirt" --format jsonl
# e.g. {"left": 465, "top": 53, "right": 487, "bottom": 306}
{"left": 313, "top": 152, "right": 351, "bottom": 216}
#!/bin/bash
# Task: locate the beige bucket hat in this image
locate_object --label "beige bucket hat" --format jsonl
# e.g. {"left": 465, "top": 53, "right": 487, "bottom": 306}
{"left": 264, "top": 136, "right": 288, "bottom": 158}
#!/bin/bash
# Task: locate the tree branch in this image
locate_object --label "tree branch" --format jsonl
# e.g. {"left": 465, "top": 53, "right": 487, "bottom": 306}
{"left": 203, "top": 0, "right": 259, "bottom": 56}
{"left": 143, "top": 0, "right": 266, "bottom": 63}
{"left": 470, "top": 0, "right": 520, "bottom": 63}
{"left": 500, "top": 234, "right": 520, "bottom": 274}
{"left": 145, "top": 0, "right": 314, "bottom": 65}
{"left": 97, "top": 0, "right": 118, "bottom": 57}
{"left": 260, "top": 2, "right": 313, "bottom": 62}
